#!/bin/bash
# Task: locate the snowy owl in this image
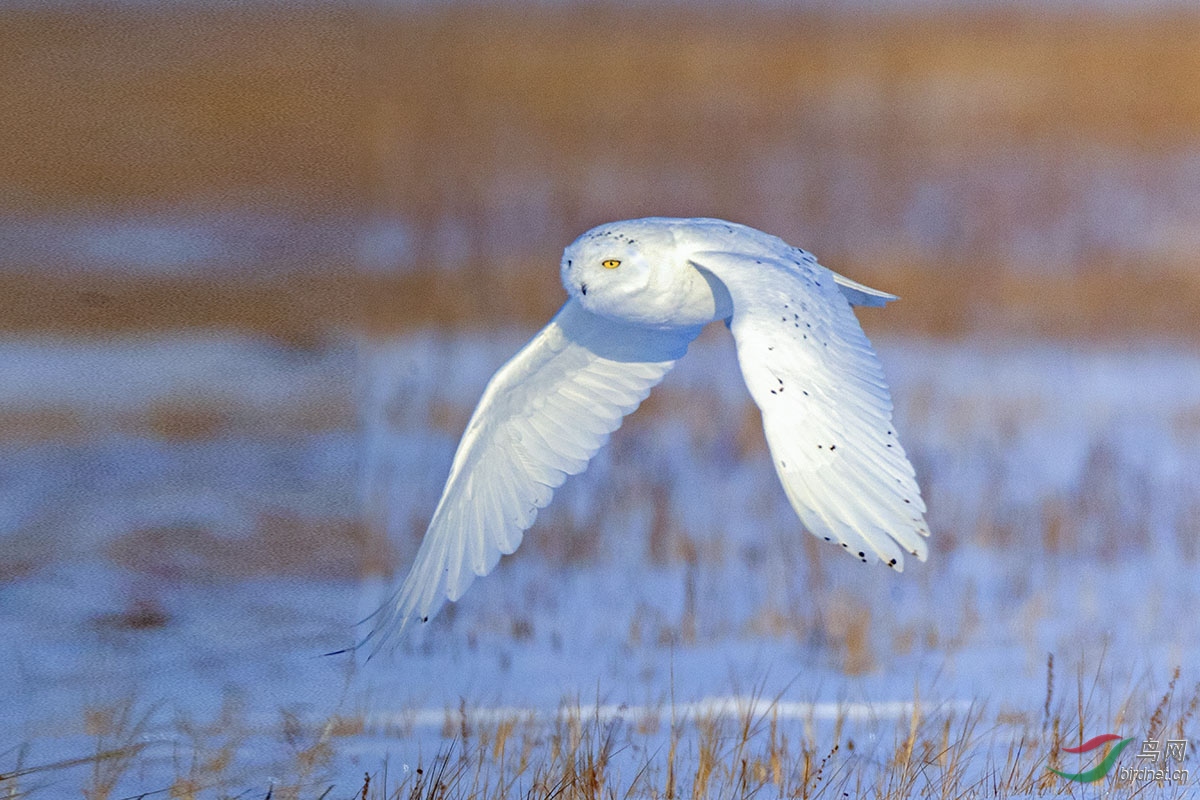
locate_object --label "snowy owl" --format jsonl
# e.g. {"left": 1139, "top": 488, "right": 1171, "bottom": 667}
{"left": 365, "top": 217, "right": 928, "bottom": 652}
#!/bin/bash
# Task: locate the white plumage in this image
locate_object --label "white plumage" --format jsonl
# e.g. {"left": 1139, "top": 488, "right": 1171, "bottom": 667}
{"left": 363, "top": 217, "right": 928, "bottom": 653}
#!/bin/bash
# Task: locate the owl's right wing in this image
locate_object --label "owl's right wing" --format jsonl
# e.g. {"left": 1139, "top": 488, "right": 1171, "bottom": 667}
{"left": 362, "top": 298, "right": 700, "bottom": 655}
{"left": 690, "top": 250, "right": 929, "bottom": 570}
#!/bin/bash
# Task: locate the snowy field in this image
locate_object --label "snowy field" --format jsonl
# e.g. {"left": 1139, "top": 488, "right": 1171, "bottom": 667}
{"left": 2, "top": 328, "right": 1200, "bottom": 797}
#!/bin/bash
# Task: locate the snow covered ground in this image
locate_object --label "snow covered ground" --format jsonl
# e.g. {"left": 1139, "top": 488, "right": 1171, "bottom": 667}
{"left": 2, "top": 328, "right": 1199, "bottom": 796}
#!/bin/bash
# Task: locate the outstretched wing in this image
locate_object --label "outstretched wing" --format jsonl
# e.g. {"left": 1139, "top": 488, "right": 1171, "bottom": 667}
{"left": 364, "top": 298, "right": 700, "bottom": 654}
{"left": 691, "top": 250, "right": 928, "bottom": 570}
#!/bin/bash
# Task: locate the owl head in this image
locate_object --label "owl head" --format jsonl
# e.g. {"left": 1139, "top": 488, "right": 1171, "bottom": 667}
{"left": 560, "top": 218, "right": 732, "bottom": 329}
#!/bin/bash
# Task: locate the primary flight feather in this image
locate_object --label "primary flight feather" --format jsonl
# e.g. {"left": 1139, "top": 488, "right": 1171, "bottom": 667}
{"left": 363, "top": 217, "right": 928, "bottom": 653}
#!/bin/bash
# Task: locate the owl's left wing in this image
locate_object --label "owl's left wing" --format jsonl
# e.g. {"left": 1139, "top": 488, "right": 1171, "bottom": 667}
{"left": 360, "top": 298, "right": 700, "bottom": 655}
{"left": 690, "top": 250, "right": 929, "bottom": 569}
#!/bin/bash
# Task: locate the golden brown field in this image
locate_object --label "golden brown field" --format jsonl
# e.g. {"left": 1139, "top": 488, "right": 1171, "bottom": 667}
{"left": 4, "top": 5, "right": 1200, "bottom": 340}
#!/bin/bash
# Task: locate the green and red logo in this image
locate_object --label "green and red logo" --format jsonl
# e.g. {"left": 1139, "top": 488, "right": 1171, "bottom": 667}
{"left": 1050, "top": 733, "right": 1135, "bottom": 783}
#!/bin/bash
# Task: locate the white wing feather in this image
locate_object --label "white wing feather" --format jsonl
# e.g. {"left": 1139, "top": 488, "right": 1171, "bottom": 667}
{"left": 364, "top": 298, "right": 699, "bottom": 653}
{"left": 691, "top": 250, "right": 929, "bottom": 569}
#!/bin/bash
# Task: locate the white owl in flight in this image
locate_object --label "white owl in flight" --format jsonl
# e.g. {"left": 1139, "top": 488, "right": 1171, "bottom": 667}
{"left": 363, "top": 217, "right": 928, "bottom": 653}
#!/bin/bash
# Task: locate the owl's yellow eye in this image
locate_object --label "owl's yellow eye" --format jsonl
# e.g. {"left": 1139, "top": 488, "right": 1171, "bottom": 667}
{"left": 601, "top": 259, "right": 621, "bottom": 270}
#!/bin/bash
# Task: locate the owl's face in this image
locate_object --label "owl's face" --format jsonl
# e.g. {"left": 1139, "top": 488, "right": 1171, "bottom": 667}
{"left": 560, "top": 219, "right": 732, "bottom": 329}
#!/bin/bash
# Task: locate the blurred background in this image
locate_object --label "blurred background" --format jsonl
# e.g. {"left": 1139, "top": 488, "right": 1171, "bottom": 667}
{"left": 4, "top": 1, "right": 1200, "bottom": 794}
{"left": 7, "top": 4, "right": 1200, "bottom": 339}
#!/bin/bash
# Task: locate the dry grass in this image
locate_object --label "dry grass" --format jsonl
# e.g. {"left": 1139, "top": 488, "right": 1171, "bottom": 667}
{"left": 0, "top": 272, "right": 354, "bottom": 348}
{"left": 105, "top": 512, "right": 390, "bottom": 583}
{"left": 8, "top": 665, "right": 1199, "bottom": 799}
